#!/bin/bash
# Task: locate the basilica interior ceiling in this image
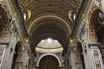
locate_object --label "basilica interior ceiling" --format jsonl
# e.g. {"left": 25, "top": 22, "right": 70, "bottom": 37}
{"left": 0, "top": 0, "right": 104, "bottom": 69}
{"left": 15, "top": 0, "right": 83, "bottom": 51}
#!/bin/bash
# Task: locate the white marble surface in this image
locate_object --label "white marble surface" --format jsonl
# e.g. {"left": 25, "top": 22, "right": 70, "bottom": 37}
{"left": 37, "top": 38, "right": 62, "bottom": 49}
{"left": 101, "top": 0, "right": 104, "bottom": 11}
{"left": 0, "top": 0, "right": 3, "bottom": 1}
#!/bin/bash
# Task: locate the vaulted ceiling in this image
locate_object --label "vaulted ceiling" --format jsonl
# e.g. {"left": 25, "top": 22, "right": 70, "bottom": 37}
{"left": 17, "top": 0, "right": 82, "bottom": 26}
{"left": 16, "top": 0, "right": 82, "bottom": 49}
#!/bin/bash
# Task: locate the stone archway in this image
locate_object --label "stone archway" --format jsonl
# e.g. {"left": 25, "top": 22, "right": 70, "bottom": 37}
{"left": 76, "top": 42, "right": 85, "bottom": 69}
{"left": 39, "top": 55, "right": 60, "bottom": 69}
{"left": 88, "top": 8, "right": 104, "bottom": 69}
{"left": 12, "top": 42, "right": 23, "bottom": 69}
